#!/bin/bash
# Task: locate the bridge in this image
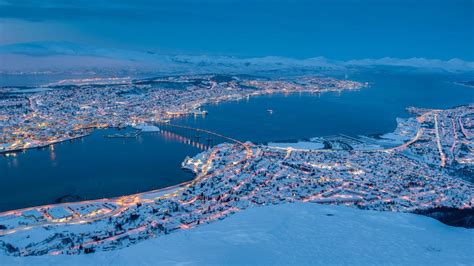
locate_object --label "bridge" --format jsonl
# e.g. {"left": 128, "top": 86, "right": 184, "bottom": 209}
{"left": 0, "top": 124, "right": 254, "bottom": 237}
{"left": 159, "top": 123, "right": 249, "bottom": 147}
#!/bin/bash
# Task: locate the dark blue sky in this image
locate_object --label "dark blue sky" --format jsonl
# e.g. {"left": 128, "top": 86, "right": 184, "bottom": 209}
{"left": 0, "top": 0, "right": 473, "bottom": 60}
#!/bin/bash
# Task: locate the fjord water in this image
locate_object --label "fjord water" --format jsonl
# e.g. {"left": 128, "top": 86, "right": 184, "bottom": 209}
{"left": 0, "top": 129, "right": 201, "bottom": 211}
{"left": 176, "top": 69, "right": 474, "bottom": 143}
{"left": 1, "top": 69, "right": 473, "bottom": 211}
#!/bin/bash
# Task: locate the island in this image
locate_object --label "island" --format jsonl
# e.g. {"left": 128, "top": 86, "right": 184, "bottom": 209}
{"left": 0, "top": 75, "right": 365, "bottom": 153}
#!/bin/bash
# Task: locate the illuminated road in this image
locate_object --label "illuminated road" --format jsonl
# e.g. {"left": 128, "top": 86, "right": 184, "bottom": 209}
{"left": 0, "top": 107, "right": 470, "bottom": 238}
{"left": 380, "top": 128, "right": 423, "bottom": 153}
{"left": 434, "top": 113, "right": 447, "bottom": 167}
{"left": 451, "top": 118, "right": 458, "bottom": 154}
{"left": 459, "top": 116, "right": 473, "bottom": 140}
{"left": 0, "top": 124, "right": 255, "bottom": 237}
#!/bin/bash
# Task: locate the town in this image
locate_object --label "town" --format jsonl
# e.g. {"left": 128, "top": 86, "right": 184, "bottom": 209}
{"left": 0, "top": 103, "right": 472, "bottom": 256}
{"left": 0, "top": 74, "right": 365, "bottom": 153}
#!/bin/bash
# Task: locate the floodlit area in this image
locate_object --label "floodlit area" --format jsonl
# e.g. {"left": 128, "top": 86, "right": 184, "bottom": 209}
{"left": 0, "top": 102, "right": 472, "bottom": 256}
{"left": 1, "top": 203, "right": 473, "bottom": 265}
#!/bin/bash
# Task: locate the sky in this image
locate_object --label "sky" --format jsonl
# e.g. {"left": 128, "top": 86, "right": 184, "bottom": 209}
{"left": 0, "top": 0, "right": 473, "bottom": 60}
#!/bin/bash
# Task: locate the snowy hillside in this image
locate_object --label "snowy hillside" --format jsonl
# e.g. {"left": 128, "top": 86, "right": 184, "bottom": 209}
{"left": 1, "top": 203, "right": 472, "bottom": 265}
{"left": 1, "top": 42, "right": 473, "bottom": 73}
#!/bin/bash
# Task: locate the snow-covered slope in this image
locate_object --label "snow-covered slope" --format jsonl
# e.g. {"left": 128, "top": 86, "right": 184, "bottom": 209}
{"left": 1, "top": 203, "right": 472, "bottom": 265}
{"left": 1, "top": 42, "right": 473, "bottom": 73}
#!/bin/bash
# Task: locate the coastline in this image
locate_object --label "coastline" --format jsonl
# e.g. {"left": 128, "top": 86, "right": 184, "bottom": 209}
{"left": 0, "top": 75, "right": 366, "bottom": 154}
{"left": 0, "top": 104, "right": 471, "bottom": 216}
{"left": 1, "top": 76, "right": 472, "bottom": 257}
{"left": 1, "top": 133, "right": 90, "bottom": 156}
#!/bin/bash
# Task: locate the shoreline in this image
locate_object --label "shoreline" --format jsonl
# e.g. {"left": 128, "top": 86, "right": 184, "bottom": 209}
{"left": 0, "top": 78, "right": 364, "bottom": 155}
{"left": 0, "top": 104, "right": 471, "bottom": 217}
{"left": 0, "top": 122, "right": 250, "bottom": 215}
{"left": 0, "top": 88, "right": 365, "bottom": 211}
{"left": 0, "top": 104, "right": 472, "bottom": 256}
{"left": 0, "top": 133, "right": 90, "bottom": 156}
{"left": 0, "top": 102, "right": 470, "bottom": 214}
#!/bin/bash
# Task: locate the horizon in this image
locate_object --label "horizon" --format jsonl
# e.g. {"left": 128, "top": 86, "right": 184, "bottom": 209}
{"left": 0, "top": 40, "right": 473, "bottom": 75}
{"left": 1, "top": 1, "right": 474, "bottom": 264}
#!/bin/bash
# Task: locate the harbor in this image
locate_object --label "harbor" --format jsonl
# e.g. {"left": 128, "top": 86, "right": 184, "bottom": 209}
{"left": 1, "top": 70, "right": 474, "bottom": 211}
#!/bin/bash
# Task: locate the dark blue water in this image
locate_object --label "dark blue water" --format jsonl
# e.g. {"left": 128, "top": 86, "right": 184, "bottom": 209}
{"left": 1, "top": 69, "right": 473, "bottom": 211}
{"left": 0, "top": 128, "right": 202, "bottom": 211}
{"left": 175, "top": 70, "right": 474, "bottom": 143}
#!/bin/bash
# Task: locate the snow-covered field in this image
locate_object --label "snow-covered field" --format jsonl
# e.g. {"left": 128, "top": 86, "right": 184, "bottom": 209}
{"left": 1, "top": 203, "right": 472, "bottom": 266}
{"left": 267, "top": 141, "right": 325, "bottom": 150}
{"left": 132, "top": 124, "right": 160, "bottom": 132}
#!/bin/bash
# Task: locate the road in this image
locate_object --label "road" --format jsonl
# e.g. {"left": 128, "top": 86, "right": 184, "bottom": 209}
{"left": 434, "top": 113, "right": 447, "bottom": 167}
{"left": 0, "top": 124, "right": 255, "bottom": 237}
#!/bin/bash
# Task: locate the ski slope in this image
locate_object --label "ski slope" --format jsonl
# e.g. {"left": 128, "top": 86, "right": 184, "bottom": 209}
{"left": 1, "top": 203, "right": 472, "bottom": 265}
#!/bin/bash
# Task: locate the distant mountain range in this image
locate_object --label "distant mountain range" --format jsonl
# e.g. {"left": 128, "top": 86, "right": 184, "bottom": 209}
{"left": 1, "top": 41, "right": 473, "bottom": 74}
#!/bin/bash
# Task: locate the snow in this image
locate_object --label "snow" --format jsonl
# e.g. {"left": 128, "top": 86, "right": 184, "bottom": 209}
{"left": 46, "top": 77, "right": 131, "bottom": 87}
{"left": 22, "top": 210, "right": 43, "bottom": 220}
{"left": 0, "top": 87, "right": 52, "bottom": 93}
{"left": 132, "top": 124, "right": 160, "bottom": 132}
{"left": 0, "top": 143, "right": 13, "bottom": 150}
{"left": 267, "top": 141, "right": 324, "bottom": 150}
{"left": 267, "top": 138, "right": 384, "bottom": 151}
{"left": 1, "top": 203, "right": 472, "bottom": 265}
{"left": 345, "top": 57, "right": 474, "bottom": 72}
{"left": 45, "top": 207, "right": 72, "bottom": 220}
{"left": 1, "top": 42, "right": 473, "bottom": 73}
